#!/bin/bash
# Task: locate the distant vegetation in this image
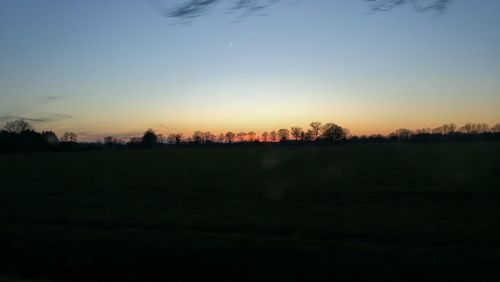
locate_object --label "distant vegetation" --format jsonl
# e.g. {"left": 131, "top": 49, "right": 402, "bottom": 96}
{"left": 1, "top": 119, "right": 499, "bottom": 153}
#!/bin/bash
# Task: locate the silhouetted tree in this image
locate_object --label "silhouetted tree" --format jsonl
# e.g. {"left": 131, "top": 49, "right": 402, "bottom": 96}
{"left": 478, "top": 123, "right": 489, "bottom": 133}
{"left": 41, "top": 131, "right": 59, "bottom": 144}
{"left": 104, "top": 136, "right": 123, "bottom": 149}
{"left": 130, "top": 137, "right": 141, "bottom": 143}
{"left": 415, "top": 128, "right": 431, "bottom": 134}
{"left": 126, "top": 137, "right": 142, "bottom": 149}
{"left": 491, "top": 123, "right": 500, "bottom": 133}
{"left": 442, "top": 123, "right": 457, "bottom": 134}
{"left": 261, "top": 131, "right": 269, "bottom": 142}
{"left": 104, "top": 136, "right": 116, "bottom": 145}
{"left": 141, "top": 129, "right": 158, "bottom": 148}
{"left": 4, "top": 117, "right": 500, "bottom": 153}
{"left": 157, "top": 134, "right": 165, "bottom": 144}
{"left": 217, "top": 133, "right": 225, "bottom": 143}
{"left": 459, "top": 123, "right": 489, "bottom": 134}
{"left": 291, "top": 126, "right": 303, "bottom": 141}
{"left": 277, "top": 128, "right": 290, "bottom": 142}
{"left": 61, "top": 132, "right": 78, "bottom": 143}
{"left": 310, "top": 121, "right": 322, "bottom": 141}
{"left": 368, "top": 134, "right": 386, "bottom": 142}
{"left": 247, "top": 131, "right": 257, "bottom": 142}
{"left": 4, "top": 119, "right": 33, "bottom": 134}
{"left": 167, "top": 133, "right": 183, "bottom": 146}
{"left": 304, "top": 129, "right": 314, "bottom": 142}
{"left": 321, "top": 123, "right": 349, "bottom": 143}
{"left": 269, "top": 130, "right": 278, "bottom": 142}
{"left": 389, "top": 128, "right": 412, "bottom": 141}
{"left": 236, "top": 132, "right": 247, "bottom": 142}
{"left": 431, "top": 127, "right": 443, "bottom": 134}
{"left": 430, "top": 123, "right": 456, "bottom": 134}
{"left": 192, "top": 130, "right": 203, "bottom": 144}
{"left": 225, "top": 131, "right": 235, "bottom": 144}
{"left": 203, "top": 131, "right": 216, "bottom": 143}
{"left": 459, "top": 123, "right": 473, "bottom": 134}
{"left": 0, "top": 123, "right": 60, "bottom": 153}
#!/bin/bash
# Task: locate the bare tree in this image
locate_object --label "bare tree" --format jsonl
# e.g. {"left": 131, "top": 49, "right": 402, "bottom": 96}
{"left": 167, "top": 133, "right": 183, "bottom": 146}
{"left": 61, "top": 132, "right": 78, "bottom": 143}
{"left": 309, "top": 121, "right": 322, "bottom": 141}
{"left": 127, "top": 137, "right": 141, "bottom": 147}
{"left": 203, "top": 131, "right": 216, "bottom": 143}
{"left": 104, "top": 136, "right": 117, "bottom": 145}
{"left": 389, "top": 128, "right": 412, "bottom": 141}
{"left": 277, "top": 128, "right": 290, "bottom": 142}
{"left": 261, "top": 131, "right": 269, "bottom": 142}
{"left": 291, "top": 126, "right": 303, "bottom": 141}
{"left": 431, "top": 123, "right": 456, "bottom": 134}
{"left": 459, "top": 123, "right": 473, "bottom": 134}
{"left": 414, "top": 128, "right": 431, "bottom": 134}
{"left": 431, "top": 127, "right": 443, "bottom": 134}
{"left": 477, "top": 123, "right": 489, "bottom": 133}
{"left": 166, "top": 134, "right": 176, "bottom": 145}
{"left": 157, "top": 134, "right": 165, "bottom": 144}
{"left": 236, "top": 132, "right": 247, "bottom": 142}
{"left": 444, "top": 123, "right": 457, "bottom": 134}
{"left": 191, "top": 131, "right": 214, "bottom": 143}
{"left": 491, "top": 123, "right": 500, "bottom": 133}
{"left": 247, "top": 131, "right": 257, "bottom": 142}
{"left": 225, "top": 131, "right": 235, "bottom": 144}
{"left": 192, "top": 130, "right": 204, "bottom": 143}
{"left": 129, "top": 137, "right": 141, "bottom": 143}
{"left": 217, "top": 133, "right": 225, "bottom": 143}
{"left": 459, "top": 123, "right": 489, "bottom": 134}
{"left": 269, "top": 130, "right": 278, "bottom": 142}
{"left": 3, "top": 119, "right": 33, "bottom": 134}
{"left": 304, "top": 129, "right": 314, "bottom": 141}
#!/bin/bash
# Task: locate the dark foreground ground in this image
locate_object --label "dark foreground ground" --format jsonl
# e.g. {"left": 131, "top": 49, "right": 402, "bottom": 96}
{"left": 1, "top": 143, "right": 499, "bottom": 281}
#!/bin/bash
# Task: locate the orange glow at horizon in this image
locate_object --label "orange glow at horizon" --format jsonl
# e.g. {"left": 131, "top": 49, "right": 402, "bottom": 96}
{"left": 44, "top": 117, "right": 500, "bottom": 142}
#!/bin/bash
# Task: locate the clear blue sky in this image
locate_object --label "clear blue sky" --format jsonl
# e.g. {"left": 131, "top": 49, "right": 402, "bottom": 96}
{"left": 1, "top": 0, "right": 499, "bottom": 140}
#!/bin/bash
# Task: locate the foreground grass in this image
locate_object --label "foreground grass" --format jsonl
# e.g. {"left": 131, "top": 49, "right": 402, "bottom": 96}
{"left": 1, "top": 143, "right": 499, "bottom": 281}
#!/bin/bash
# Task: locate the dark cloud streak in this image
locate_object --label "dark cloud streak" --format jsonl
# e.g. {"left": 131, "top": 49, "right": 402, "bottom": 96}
{"left": 150, "top": 0, "right": 282, "bottom": 21}
{"left": 154, "top": 0, "right": 451, "bottom": 21}
{"left": 43, "top": 96, "right": 64, "bottom": 102}
{"left": 0, "top": 114, "right": 72, "bottom": 123}
{"left": 365, "top": 0, "right": 451, "bottom": 14}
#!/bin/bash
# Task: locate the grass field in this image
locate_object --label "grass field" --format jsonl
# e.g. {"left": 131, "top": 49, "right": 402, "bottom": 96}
{"left": 1, "top": 143, "right": 500, "bottom": 281}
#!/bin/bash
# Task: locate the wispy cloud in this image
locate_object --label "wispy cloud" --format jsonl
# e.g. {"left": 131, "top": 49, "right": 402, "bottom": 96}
{"left": 44, "top": 96, "right": 64, "bottom": 102}
{"left": 0, "top": 114, "right": 72, "bottom": 123}
{"left": 150, "top": 0, "right": 281, "bottom": 21}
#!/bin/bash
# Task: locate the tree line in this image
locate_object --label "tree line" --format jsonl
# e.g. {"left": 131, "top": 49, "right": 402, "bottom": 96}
{"left": 1, "top": 119, "right": 499, "bottom": 153}
{"left": 125, "top": 122, "right": 350, "bottom": 148}
{"left": 0, "top": 119, "right": 81, "bottom": 153}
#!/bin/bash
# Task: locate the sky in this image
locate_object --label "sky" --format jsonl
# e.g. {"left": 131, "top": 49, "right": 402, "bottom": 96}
{"left": 1, "top": 0, "right": 499, "bottom": 141}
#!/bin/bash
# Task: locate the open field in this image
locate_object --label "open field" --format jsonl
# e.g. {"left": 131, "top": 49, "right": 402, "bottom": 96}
{"left": 1, "top": 143, "right": 500, "bottom": 281}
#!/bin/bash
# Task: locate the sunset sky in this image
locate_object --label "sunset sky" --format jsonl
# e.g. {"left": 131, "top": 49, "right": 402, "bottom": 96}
{"left": 1, "top": 0, "right": 499, "bottom": 141}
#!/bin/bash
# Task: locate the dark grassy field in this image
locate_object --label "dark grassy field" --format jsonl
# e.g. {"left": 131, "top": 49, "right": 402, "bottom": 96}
{"left": 1, "top": 143, "right": 500, "bottom": 281}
